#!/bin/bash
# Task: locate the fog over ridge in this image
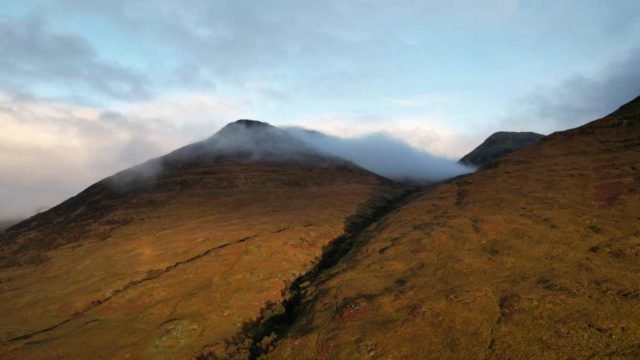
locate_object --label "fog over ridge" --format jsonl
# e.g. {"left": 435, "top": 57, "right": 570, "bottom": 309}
{"left": 110, "top": 119, "right": 471, "bottom": 190}
{"left": 285, "top": 126, "right": 474, "bottom": 181}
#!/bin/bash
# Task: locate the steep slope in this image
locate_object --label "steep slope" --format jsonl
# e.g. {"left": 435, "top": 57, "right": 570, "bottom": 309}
{"left": 460, "top": 131, "right": 544, "bottom": 167}
{"left": 0, "top": 120, "right": 408, "bottom": 359}
{"left": 266, "top": 96, "right": 640, "bottom": 359}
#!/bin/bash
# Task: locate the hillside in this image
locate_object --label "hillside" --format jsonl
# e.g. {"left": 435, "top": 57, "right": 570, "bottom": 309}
{"left": 460, "top": 131, "right": 544, "bottom": 167}
{"left": 0, "top": 120, "right": 409, "bottom": 359}
{"left": 264, "top": 97, "right": 640, "bottom": 358}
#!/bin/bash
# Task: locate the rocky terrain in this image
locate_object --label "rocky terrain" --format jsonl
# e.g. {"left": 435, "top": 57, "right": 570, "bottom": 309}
{"left": 460, "top": 131, "right": 545, "bottom": 167}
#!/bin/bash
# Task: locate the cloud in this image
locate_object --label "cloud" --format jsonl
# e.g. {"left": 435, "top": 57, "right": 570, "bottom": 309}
{"left": 388, "top": 93, "right": 454, "bottom": 109}
{"left": 0, "top": 15, "right": 149, "bottom": 100}
{"left": 286, "top": 127, "right": 474, "bottom": 182}
{"left": 507, "top": 47, "right": 640, "bottom": 133}
{"left": 284, "top": 112, "right": 481, "bottom": 158}
{"left": 119, "top": 92, "right": 251, "bottom": 135}
{"left": 3, "top": 0, "right": 637, "bottom": 219}
{"left": 20, "top": 0, "right": 526, "bottom": 101}
{"left": 0, "top": 91, "right": 248, "bottom": 218}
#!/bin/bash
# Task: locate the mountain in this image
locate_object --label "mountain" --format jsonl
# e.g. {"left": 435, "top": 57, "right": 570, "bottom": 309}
{"left": 258, "top": 96, "right": 640, "bottom": 358}
{"left": 460, "top": 131, "right": 545, "bottom": 167}
{"left": 4, "top": 94, "right": 640, "bottom": 359}
{"left": 0, "top": 120, "right": 342, "bottom": 268}
{"left": 0, "top": 120, "right": 410, "bottom": 359}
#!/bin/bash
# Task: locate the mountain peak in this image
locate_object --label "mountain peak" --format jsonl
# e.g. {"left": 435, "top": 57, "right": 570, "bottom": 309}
{"left": 609, "top": 95, "right": 640, "bottom": 118}
{"left": 214, "top": 119, "right": 274, "bottom": 138}
{"left": 226, "top": 119, "right": 272, "bottom": 128}
{"left": 159, "top": 119, "right": 342, "bottom": 166}
{"left": 459, "top": 131, "right": 544, "bottom": 167}
{"left": 487, "top": 131, "right": 542, "bottom": 139}
{"left": 207, "top": 119, "right": 306, "bottom": 152}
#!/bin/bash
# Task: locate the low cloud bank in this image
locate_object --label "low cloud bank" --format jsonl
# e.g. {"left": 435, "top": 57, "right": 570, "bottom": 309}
{"left": 286, "top": 127, "right": 474, "bottom": 182}
{"left": 0, "top": 91, "right": 242, "bottom": 219}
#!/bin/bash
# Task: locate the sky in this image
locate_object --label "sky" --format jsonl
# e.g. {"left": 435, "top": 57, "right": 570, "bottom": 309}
{"left": 1, "top": 0, "right": 640, "bottom": 218}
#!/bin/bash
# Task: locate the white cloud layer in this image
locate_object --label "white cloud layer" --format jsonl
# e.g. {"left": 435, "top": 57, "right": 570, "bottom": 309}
{"left": 283, "top": 113, "right": 481, "bottom": 158}
{"left": 0, "top": 91, "right": 248, "bottom": 218}
{"left": 286, "top": 127, "right": 474, "bottom": 181}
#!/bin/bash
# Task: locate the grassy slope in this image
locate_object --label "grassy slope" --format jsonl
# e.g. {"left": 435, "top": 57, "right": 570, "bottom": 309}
{"left": 267, "top": 97, "right": 640, "bottom": 359}
{"left": 0, "top": 161, "right": 405, "bottom": 359}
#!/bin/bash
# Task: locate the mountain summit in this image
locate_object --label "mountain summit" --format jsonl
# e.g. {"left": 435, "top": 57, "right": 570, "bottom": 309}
{"left": 609, "top": 95, "right": 640, "bottom": 118}
{"left": 459, "top": 131, "right": 544, "bottom": 167}
{"left": 203, "top": 119, "right": 318, "bottom": 160}
{"left": 101, "top": 120, "right": 352, "bottom": 193}
{"left": 158, "top": 119, "right": 325, "bottom": 166}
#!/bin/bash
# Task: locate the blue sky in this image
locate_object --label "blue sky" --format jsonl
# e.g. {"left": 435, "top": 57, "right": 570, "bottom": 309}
{"left": 2, "top": 1, "right": 639, "bottom": 127}
{"left": 1, "top": 0, "right": 640, "bottom": 217}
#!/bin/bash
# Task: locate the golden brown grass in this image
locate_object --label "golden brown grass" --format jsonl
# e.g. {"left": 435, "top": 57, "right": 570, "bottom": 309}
{"left": 266, "top": 98, "right": 640, "bottom": 359}
{"left": 0, "top": 161, "right": 404, "bottom": 359}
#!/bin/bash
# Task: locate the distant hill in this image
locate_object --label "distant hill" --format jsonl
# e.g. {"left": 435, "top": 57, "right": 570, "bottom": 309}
{"left": 460, "top": 131, "right": 544, "bottom": 167}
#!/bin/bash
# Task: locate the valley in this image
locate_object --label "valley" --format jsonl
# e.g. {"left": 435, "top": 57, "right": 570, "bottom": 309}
{"left": 1, "top": 97, "right": 639, "bottom": 359}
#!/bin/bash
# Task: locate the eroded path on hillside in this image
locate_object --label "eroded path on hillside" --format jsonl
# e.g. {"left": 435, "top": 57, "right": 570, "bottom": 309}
{"left": 196, "top": 187, "right": 422, "bottom": 359}
{"left": 9, "top": 235, "right": 258, "bottom": 343}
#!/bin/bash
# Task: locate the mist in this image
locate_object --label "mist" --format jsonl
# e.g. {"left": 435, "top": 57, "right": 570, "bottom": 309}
{"left": 285, "top": 127, "right": 474, "bottom": 182}
{"left": 202, "top": 120, "right": 317, "bottom": 160}
{"left": 106, "top": 120, "right": 336, "bottom": 191}
{"left": 108, "top": 120, "right": 475, "bottom": 194}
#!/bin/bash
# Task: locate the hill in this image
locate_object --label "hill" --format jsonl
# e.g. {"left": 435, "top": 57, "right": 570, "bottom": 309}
{"left": 262, "top": 96, "right": 640, "bottom": 358}
{"left": 0, "top": 120, "right": 409, "bottom": 359}
{"left": 460, "top": 131, "right": 544, "bottom": 167}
